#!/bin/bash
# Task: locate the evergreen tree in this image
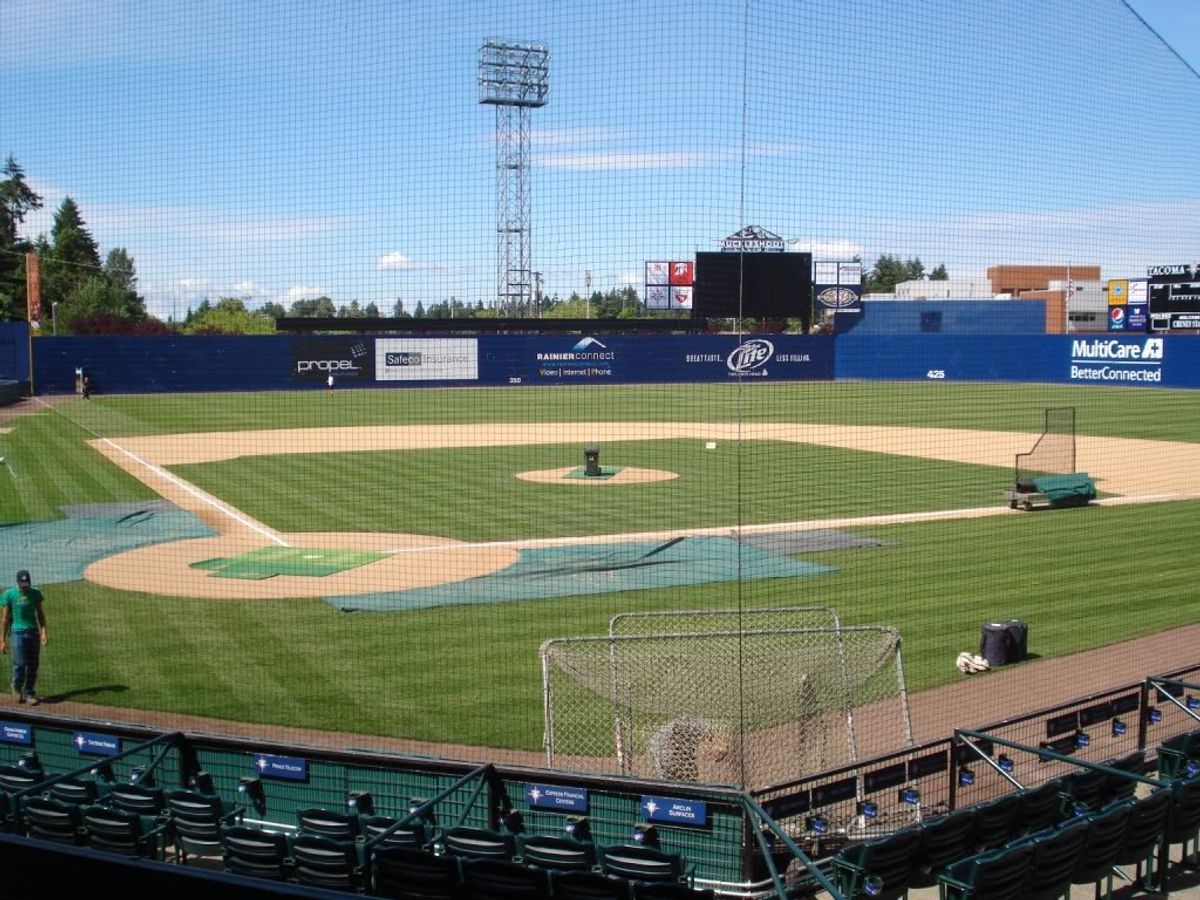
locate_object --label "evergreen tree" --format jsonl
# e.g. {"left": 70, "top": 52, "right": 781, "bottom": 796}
{"left": 0, "top": 156, "right": 43, "bottom": 321}
{"left": 103, "top": 247, "right": 146, "bottom": 320}
{"left": 44, "top": 197, "right": 102, "bottom": 309}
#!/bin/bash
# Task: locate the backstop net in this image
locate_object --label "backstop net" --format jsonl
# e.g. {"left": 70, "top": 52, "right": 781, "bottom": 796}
{"left": 1015, "top": 407, "right": 1077, "bottom": 489}
{"left": 542, "top": 622, "right": 911, "bottom": 791}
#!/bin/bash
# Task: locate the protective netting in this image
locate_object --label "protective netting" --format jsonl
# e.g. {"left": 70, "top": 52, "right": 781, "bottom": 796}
{"left": 542, "top": 623, "right": 911, "bottom": 790}
{"left": 0, "top": 0, "right": 1197, "bottom": 791}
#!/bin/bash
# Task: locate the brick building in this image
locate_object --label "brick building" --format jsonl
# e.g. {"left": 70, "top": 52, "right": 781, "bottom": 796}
{"left": 987, "top": 265, "right": 1102, "bottom": 333}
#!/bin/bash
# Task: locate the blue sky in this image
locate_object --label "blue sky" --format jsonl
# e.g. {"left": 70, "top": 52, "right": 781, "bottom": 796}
{"left": 4, "top": 0, "right": 1199, "bottom": 319}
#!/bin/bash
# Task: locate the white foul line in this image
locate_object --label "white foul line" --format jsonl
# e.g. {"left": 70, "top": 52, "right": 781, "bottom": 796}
{"left": 96, "top": 436, "right": 289, "bottom": 547}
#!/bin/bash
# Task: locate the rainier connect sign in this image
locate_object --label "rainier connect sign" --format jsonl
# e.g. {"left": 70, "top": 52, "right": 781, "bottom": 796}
{"left": 720, "top": 225, "right": 785, "bottom": 252}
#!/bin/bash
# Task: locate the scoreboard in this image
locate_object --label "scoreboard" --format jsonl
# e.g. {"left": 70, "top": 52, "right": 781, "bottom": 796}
{"left": 1148, "top": 264, "right": 1200, "bottom": 331}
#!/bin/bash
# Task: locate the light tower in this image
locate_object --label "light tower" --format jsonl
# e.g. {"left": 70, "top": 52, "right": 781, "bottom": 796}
{"left": 478, "top": 40, "right": 548, "bottom": 315}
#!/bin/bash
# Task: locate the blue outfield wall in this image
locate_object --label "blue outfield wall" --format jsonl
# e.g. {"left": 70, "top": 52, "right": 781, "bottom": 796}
{"left": 14, "top": 329, "right": 1200, "bottom": 393}
{"left": 835, "top": 333, "right": 1199, "bottom": 388}
{"left": 31, "top": 333, "right": 835, "bottom": 393}
{"left": 0, "top": 322, "right": 31, "bottom": 388}
{"left": 851, "top": 300, "right": 1046, "bottom": 334}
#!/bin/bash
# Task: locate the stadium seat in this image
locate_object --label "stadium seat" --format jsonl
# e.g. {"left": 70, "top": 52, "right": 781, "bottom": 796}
{"left": 20, "top": 796, "right": 86, "bottom": 845}
{"left": 296, "top": 805, "right": 361, "bottom": 840}
{"left": 1059, "top": 768, "right": 1108, "bottom": 816}
{"left": 106, "top": 782, "right": 166, "bottom": 818}
{"left": 221, "top": 825, "right": 291, "bottom": 880}
{"left": 47, "top": 775, "right": 101, "bottom": 807}
{"left": 461, "top": 856, "right": 551, "bottom": 899}
{"left": 1017, "top": 817, "right": 1088, "bottom": 900}
{"left": 520, "top": 832, "right": 597, "bottom": 872}
{"left": 441, "top": 825, "right": 517, "bottom": 861}
{"left": 291, "top": 832, "right": 364, "bottom": 891}
{"left": 1157, "top": 728, "right": 1200, "bottom": 781}
{"left": 0, "top": 763, "right": 45, "bottom": 795}
{"left": 370, "top": 844, "right": 462, "bottom": 899}
{"left": 1160, "top": 777, "right": 1200, "bottom": 893}
{"left": 363, "top": 813, "right": 431, "bottom": 850}
{"left": 600, "top": 843, "right": 689, "bottom": 885}
{"left": 970, "top": 793, "right": 1022, "bottom": 850}
{"left": 1015, "top": 779, "right": 1065, "bottom": 833}
{"left": 1068, "top": 799, "right": 1133, "bottom": 896}
{"left": 165, "top": 787, "right": 243, "bottom": 864}
{"left": 81, "top": 802, "right": 170, "bottom": 859}
{"left": 913, "top": 808, "right": 976, "bottom": 884}
{"left": 1106, "top": 788, "right": 1172, "bottom": 897}
{"left": 830, "top": 825, "right": 921, "bottom": 899}
{"left": 938, "top": 841, "right": 1035, "bottom": 899}
{"left": 1099, "top": 750, "right": 1146, "bottom": 804}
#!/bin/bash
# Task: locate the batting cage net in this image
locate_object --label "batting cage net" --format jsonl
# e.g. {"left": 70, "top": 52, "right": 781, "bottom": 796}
{"left": 541, "top": 622, "right": 911, "bottom": 790}
{"left": 1015, "top": 407, "right": 1077, "bottom": 489}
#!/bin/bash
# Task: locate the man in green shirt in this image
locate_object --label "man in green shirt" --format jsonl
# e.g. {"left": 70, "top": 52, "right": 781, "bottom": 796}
{"left": 0, "top": 570, "right": 48, "bottom": 705}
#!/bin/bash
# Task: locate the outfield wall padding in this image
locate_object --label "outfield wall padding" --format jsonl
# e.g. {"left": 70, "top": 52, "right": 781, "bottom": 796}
{"left": 24, "top": 331, "right": 1200, "bottom": 394}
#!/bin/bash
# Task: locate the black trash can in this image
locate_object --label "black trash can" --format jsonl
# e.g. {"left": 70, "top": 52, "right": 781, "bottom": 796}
{"left": 980, "top": 620, "right": 1028, "bottom": 667}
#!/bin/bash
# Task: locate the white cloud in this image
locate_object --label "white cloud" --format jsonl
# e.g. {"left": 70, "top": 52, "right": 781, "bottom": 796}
{"left": 284, "top": 285, "right": 327, "bottom": 301}
{"left": 377, "top": 251, "right": 415, "bottom": 270}
{"left": 786, "top": 238, "right": 866, "bottom": 259}
{"left": 376, "top": 250, "right": 457, "bottom": 272}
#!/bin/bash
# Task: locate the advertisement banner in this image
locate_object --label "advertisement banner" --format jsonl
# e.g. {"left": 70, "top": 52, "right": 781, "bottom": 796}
{"left": 486, "top": 334, "right": 834, "bottom": 385}
{"left": 375, "top": 338, "right": 478, "bottom": 382}
{"left": 644, "top": 285, "right": 669, "bottom": 309}
{"left": 1128, "top": 280, "right": 1147, "bottom": 306}
{"left": 25, "top": 252, "right": 40, "bottom": 328}
{"left": 645, "top": 261, "right": 669, "bottom": 285}
{"left": 1068, "top": 336, "right": 1165, "bottom": 384}
{"left": 291, "top": 338, "right": 375, "bottom": 381}
{"left": 1108, "top": 280, "right": 1128, "bottom": 306}
{"left": 814, "top": 259, "right": 863, "bottom": 314}
{"left": 669, "top": 286, "right": 693, "bottom": 309}
{"left": 646, "top": 261, "right": 692, "bottom": 309}
{"left": 668, "top": 261, "right": 694, "bottom": 286}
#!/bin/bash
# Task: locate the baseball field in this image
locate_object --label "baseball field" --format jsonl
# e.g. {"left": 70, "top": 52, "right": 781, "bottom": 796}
{"left": 1, "top": 380, "right": 1198, "bottom": 761}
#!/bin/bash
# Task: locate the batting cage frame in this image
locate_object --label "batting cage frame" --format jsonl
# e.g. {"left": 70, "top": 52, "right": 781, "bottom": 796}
{"left": 1014, "top": 406, "right": 1076, "bottom": 490}
{"left": 541, "top": 620, "right": 913, "bottom": 791}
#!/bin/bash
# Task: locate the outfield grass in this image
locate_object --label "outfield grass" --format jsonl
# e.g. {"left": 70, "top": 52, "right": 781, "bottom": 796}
{"left": 1, "top": 383, "right": 1197, "bottom": 751}
{"left": 43, "top": 381, "right": 1200, "bottom": 441}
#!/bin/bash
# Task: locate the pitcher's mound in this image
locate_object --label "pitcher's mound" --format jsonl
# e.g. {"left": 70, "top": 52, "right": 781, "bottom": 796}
{"left": 516, "top": 466, "right": 678, "bottom": 485}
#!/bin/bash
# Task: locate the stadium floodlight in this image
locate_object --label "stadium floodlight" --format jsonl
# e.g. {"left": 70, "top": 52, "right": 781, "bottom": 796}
{"left": 479, "top": 40, "right": 548, "bottom": 316}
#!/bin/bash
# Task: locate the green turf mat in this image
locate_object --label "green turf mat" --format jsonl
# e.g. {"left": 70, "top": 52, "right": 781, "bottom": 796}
{"left": 191, "top": 546, "right": 391, "bottom": 580}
